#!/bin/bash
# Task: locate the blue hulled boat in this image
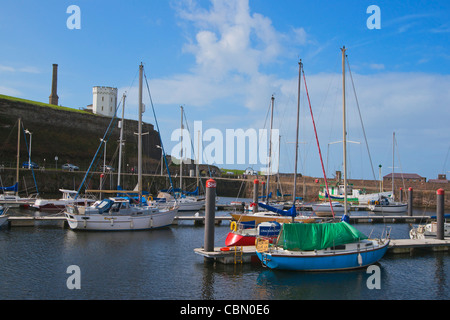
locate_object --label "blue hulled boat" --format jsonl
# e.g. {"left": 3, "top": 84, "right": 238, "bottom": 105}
{"left": 256, "top": 222, "right": 390, "bottom": 271}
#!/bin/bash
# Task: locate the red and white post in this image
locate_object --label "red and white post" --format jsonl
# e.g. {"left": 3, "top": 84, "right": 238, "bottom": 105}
{"left": 204, "top": 179, "right": 216, "bottom": 252}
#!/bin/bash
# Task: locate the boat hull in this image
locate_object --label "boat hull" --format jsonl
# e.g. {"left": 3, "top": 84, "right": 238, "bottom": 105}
{"left": 65, "top": 209, "right": 178, "bottom": 231}
{"left": 33, "top": 200, "right": 95, "bottom": 211}
{"left": 369, "top": 203, "right": 407, "bottom": 213}
{"left": 311, "top": 202, "right": 346, "bottom": 217}
{"left": 318, "top": 194, "right": 358, "bottom": 203}
{"left": 225, "top": 232, "right": 278, "bottom": 247}
{"left": 225, "top": 232, "right": 258, "bottom": 247}
{"left": 257, "top": 240, "right": 389, "bottom": 271}
{"left": 152, "top": 200, "right": 204, "bottom": 212}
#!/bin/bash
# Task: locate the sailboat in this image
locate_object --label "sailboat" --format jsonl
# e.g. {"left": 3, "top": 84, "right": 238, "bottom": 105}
{"left": 0, "top": 182, "right": 34, "bottom": 207}
{"left": 32, "top": 189, "right": 95, "bottom": 211}
{"left": 257, "top": 49, "right": 390, "bottom": 271}
{"left": 368, "top": 133, "right": 407, "bottom": 213}
{"left": 257, "top": 221, "right": 390, "bottom": 271}
{"left": 311, "top": 201, "right": 347, "bottom": 217}
{"left": 228, "top": 62, "right": 317, "bottom": 244}
{"left": 65, "top": 63, "right": 178, "bottom": 231}
{"left": 409, "top": 214, "right": 450, "bottom": 239}
{"left": 0, "top": 118, "right": 38, "bottom": 208}
{"left": 150, "top": 106, "right": 205, "bottom": 212}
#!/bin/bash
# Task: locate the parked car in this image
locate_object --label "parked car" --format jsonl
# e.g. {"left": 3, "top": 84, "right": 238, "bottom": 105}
{"left": 22, "top": 161, "right": 39, "bottom": 169}
{"left": 62, "top": 163, "right": 79, "bottom": 171}
{"left": 101, "top": 165, "right": 115, "bottom": 172}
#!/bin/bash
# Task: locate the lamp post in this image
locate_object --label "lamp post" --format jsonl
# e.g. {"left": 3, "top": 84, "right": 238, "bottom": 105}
{"left": 25, "top": 129, "right": 32, "bottom": 169}
{"left": 156, "top": 145, "right": 163, "bottom": 176}
{"left": 100, "top": 138, "right": 107, "bottom": 173}
{"left": 378, "top": 164, "right": 382, "bottom": 192}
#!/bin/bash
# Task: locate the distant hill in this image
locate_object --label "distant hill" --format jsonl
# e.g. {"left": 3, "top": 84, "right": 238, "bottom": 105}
{"left": 0, "top": 94, "right": 162, "bottom": 172}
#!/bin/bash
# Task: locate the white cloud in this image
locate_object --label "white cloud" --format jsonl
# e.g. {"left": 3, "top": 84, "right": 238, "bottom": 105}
{"left": 159, "top": 0, "right": 301, "bottom": 112}
{"left": 178, "top": 0, "right": 281, "bottom": 77}
{"left": 369, "top": 63, "right": 385, "bottom": 70}
{"left": 0, "top": 86, "right": 22, "bottom": 96}
{"left": 0, "top": 64, "right": 40, "bottom": 74}
{"left": 0, "top": 65, "right": 15, "bottom": 73}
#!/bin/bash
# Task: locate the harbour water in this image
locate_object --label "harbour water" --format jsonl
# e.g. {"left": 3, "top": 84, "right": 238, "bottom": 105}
{"left": 0, "top": 198, "right": 448, "bottom": 302}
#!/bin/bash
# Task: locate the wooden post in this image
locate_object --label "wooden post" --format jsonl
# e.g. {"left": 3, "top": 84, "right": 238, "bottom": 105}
{"left": 436, "top": 189, "right": 445, "bottom": 240}
{"left": 204, "top": 179, "right": 216, "bottom": 252}
{"left": 252, "top": 179, "right": 259, "bottom": 213}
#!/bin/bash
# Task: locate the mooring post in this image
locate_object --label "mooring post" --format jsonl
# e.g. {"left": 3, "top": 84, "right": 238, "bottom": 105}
{"left": 252, "top": 179, "right": 259, "bottom": 213}
{"left": 204, "top": 179, "right": 216, "bottom": 253}
{"left": 408, "top": 187, "right": 413, "bottom": 216}
{"left": 436, "top": 188, "right": 445, "bottom": 240}
{"left": 399, "top": 187, "right": 403, "bottom": 202}
{"left": 261, "top": 181, "right": 266, "bottom": 201}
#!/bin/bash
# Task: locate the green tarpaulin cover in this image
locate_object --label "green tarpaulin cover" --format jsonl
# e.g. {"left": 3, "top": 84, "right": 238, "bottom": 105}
{"left": 279, "top": 222, "right": 368, "bottom": 251}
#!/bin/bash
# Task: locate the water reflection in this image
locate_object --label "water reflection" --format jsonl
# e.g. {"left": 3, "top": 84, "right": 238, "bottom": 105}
{"left": 0, "top": 205, "right": 448, "bottom": 300}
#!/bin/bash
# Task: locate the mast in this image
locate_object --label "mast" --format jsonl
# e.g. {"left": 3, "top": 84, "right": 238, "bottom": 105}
{"left": 16, "top": 118, "right": 21, "bottom": 196}
{"left": 266, "top": 95, "right": 274, "bottom": 203}
{"left": 293, "top": 60, "right": 302, "bottom": 206}
{"left": 180, "top": 105, "right": 183, "bottom": 195}
{"left": 138, "top": 63, "right": 143, "bottom": 203}
{"left": 342, "top": 46, "right": 348, "bottom": 216}
{"left": 392, "top": 132, "right": 395, "bottom": 198}
{"left": 196, "top": 130, "right": 200, "bottom": 190}
{"left": 117, "top": 93, "right": 126, "bottom": 188}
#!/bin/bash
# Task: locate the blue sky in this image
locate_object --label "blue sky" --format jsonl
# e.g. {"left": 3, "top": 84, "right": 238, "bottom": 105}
{"left": 1, "top": 0, "right": 449, "bottom": 182}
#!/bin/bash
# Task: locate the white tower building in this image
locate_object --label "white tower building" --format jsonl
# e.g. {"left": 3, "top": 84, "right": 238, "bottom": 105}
{"left": 92, "top": 86, "right": 118, "bottom": 117}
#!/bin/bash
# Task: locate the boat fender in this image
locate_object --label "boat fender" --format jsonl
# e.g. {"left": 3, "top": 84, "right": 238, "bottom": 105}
{"left": 357, "top": 253, "right": 363, "bottom": 266}
{"left": 230, "top": 221, "right": 237, "bottom": 232}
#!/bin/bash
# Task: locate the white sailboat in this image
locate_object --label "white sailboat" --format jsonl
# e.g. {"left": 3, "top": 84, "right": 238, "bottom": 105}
{"left": 150, "top": 106, "right": 205, "bottom": 211}
{"left": 311, "top": 201, "right": 347, "bottom": 217}
{"left": 32, "top": 189, "right": 95, "bottom": 211}
{"left": 0, "top": 118, "right": 38, "bottom": 208}
{"left": 152, "top": 191, "right": 204, "bottom": 212}
{"left": 65, "top": 63, "right": 178, "bottom": 231}
{"left": 368, "top": 133, "right": 407, "bottom": 213}
{"left": 410, "top": 215, "right": 450, "bottom": 239}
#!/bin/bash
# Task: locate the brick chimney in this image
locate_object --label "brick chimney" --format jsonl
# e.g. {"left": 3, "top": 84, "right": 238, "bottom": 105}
{"left": 49, "top": 64, "right": 59, "bottom": 105}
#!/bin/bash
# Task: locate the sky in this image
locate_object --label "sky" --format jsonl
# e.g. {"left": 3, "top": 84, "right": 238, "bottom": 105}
{"left": 1, "top": 0, "right": 449, "bottom": 182}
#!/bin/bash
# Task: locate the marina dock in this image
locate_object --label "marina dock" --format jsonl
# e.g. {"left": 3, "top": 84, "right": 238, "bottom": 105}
{"left": 5, "top": 214, "right": 433, "bottom": 227}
